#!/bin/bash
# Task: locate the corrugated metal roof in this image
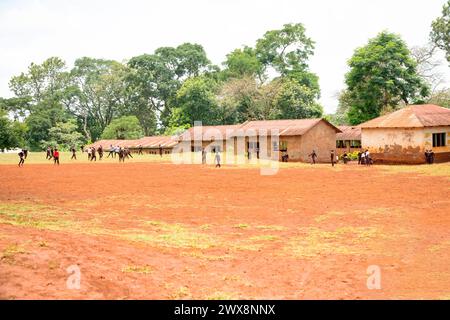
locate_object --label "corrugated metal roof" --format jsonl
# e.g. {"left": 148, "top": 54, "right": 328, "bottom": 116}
{"left": 132, "top": 136, "right": 178, "bottom": 148}
{"left": 235, "top": 119, "right": 341, "bottom": 136}
{"left": 336, "top": 126, "right": 361, "bottom": 140}
{"left": 360, "top": 104, "right": 450, "bottom": 129}
{"left": 86, "top": 136, "right": 178, "bottom": 150}
{"left": 179, "top": 125, "right": 240, "bottom": 141}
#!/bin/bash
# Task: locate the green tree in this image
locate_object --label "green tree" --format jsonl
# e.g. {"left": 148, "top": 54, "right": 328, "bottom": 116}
{"left": 101, "top": 116, "right": 144, "bottom": 140}
{"left": 275, "top": 78, "right": 323, "bottom": 119}
{"left": 223, "top": 47, "right": 264, "bottom": 80}
{"left": 8, "top": 57, "right": 77, "bottom": 149}
{"left": 329, "top": 90, "right": 352, "bottom": 125}
{"left": 70, "top": 57, "right": 128, "bottom": 141}
{"left": 256, "top": 23, "right": 315, "bottom": 76}
{"left": 0, "top": 110, "right": 27, "bottom": 150}
{"left": 172, "top": 76, "right": 220, "bottom": 126}
{"left": 431, "top": 0, "right": 450, "bottom": 63}
{"left": 345, "top": 31, "right": 429, "bottom": 125}
{"left": 43, "top": 119, "right": 84, "bottom": 150}
{"left": 428, "top": 88, "right": 450, "bottom": 108}
{"left": 25, "top": 100, "right": 69, "bottom": 150}
{"left": 127, "top": 43, "right": 212, "bottom": 129}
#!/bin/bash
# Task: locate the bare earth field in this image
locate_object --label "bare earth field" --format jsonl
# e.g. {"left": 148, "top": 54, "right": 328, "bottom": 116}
{"left": 0, "top": 155, "right": 449, "bottom": 299}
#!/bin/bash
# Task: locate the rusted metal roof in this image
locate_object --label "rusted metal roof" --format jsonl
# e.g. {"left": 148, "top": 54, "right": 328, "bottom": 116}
{"left": 179, "top": 125, "right": 241, "bottom": 141}
{"left": 235, "top": 119, "right": 341, "bottom": 136}
{"left": 360, "top": 104, "right": 450, "bottom": 129}
{"left": 86, "top": 136, "right": 178, "bottom": 150}
{"left": 336, "top": 126, "right": 361, "bottom": 140}
{"left": 130, "top": 136, "right": 178, "bottom": 148}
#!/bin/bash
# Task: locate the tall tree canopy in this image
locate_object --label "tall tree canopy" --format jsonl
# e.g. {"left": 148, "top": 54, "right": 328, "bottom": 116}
{"left": 126, "top": 43, "right": 212, "bottom": 130}
{"left": 70, "top": 57, "right": 128, "bottom": 141}
{"left": 101, "top": 115, "right": 144, "bottom": 140}
{"left": 255, "top": 23, "right": 315, "bottom": 76}
{"left": 345, "top": 31, "right": 429, "bottom": 125}
{"left": 431, "top": 0, "right": 450, "bottom": 63}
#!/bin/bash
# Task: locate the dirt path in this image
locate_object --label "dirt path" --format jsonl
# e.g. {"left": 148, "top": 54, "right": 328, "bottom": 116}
{"left": 0, "top": 163, "right": 449, "bottom": 299}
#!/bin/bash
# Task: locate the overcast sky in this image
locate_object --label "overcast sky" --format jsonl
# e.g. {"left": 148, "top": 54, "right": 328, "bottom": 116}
{"left": 0, "top": 0, "right": 449, "bottom": 113}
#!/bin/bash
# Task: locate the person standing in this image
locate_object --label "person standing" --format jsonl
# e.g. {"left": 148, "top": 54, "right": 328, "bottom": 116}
{"left": 343, "top": 152, "right": 349, "bottom": 164}
{"left": 70, "top": 146, "right": 77, "bottom": 160}
{"left": 90, "top": 147, "right": 97, "bottom": 161}
{"left": 159, "top": 144, "right": 163, "bottom": 157}
{"left": 138, "top": 145, "right": 143, "bottom": 155}
{"left": 202, "top": 148, "right": 207, "bottom": 165}
{"left": 18, "top": 150, "right": 25, "bottom": 167}
{"left": 46, "top": 146, "right": 52, "bottom": 160}
{"left": 98, "top": 145, "right": 103, "bottom": 160}
{"left": 53, "top": 148, "right": 60, "bottom": 165}
{"left": 430, "top": 150, "right": 435, "bottom": 164}
{"left": 357, "top": 151, "right": 362, "bottom": 165}
{"left": 309, "top": 150, "right": 317, "bottom": 165}
{"left": 365, "top": 149, "right": 371, "bottom": 166}
{"left": 330, "top": 150, "right": 336, "bottom": 167}
{"left": 215, "top": 151, "right": 221, "bottom": 168}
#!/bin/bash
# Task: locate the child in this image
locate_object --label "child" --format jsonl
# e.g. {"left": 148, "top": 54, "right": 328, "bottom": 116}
{"left": 71, "top": 146, "right": 77, "bottom": 160}
{"left": 90, "top": 147, "right": 97, "bottom": 161}
{"left": 215, "top": 151, "right": 221, "bottom": 168}
{"left": 18, "top": 150, "right": 25, "bottom": 167}
{"left": 53, "top": 148, "right": 60, "bottom": 165}
{"left": 98, "top": 145, "right": 103, "bottom": 160}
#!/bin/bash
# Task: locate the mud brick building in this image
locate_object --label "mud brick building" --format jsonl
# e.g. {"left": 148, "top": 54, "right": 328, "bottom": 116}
{"left": 336, "top": 126, "right": 362, "bottom": 156}
{"left": 360, "top": 104, "right": 450, "bottom": 164}
{"left": 236, "top": 119, "right": 341, "bottom": 162}
{"left": 87, "top": 136, "right": 178, "bottom": 154}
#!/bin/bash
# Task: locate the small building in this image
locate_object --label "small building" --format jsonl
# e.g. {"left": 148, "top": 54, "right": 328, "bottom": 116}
{"left": 178, "top": 125, "right": 241, "bottom": 153}
{"left": 360, "top": 104, "right": 450, "bottom": 164}
{"left": 237, "top": 119, "right": 341, "bottom": 162}
{"left": 336, "top": 126, "right": 362, "bottom": 156}
{"left": 86, "top": 136, "right": 178, "bottom": 154}
{"left": 129, "top": 136, "right": 178, "bottom": 154}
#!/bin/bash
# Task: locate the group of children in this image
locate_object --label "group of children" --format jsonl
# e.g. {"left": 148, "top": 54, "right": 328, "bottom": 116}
{"left": 106, "top": 145, "right": 134, "bottom": 162}
{"left": 357, "top": 150, "right": 373, "bottom": 166}
{"left": 307, "top": 149, "right": 373, "bottom": 166}
{"left": 86, "top": 146, "right": 103, "bottom": 161}
{"left": 45, "top": 146, "right": 60, "bottom": 165}
{"left": 201, "top": 148, "right": 222, "bottom": 167}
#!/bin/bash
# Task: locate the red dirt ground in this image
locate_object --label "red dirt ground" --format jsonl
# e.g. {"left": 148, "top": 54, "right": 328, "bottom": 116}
{"left": 0, "top": 162, "right": 449, "bottom": 299}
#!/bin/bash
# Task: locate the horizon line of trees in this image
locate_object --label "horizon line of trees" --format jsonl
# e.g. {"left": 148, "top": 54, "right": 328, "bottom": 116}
{"left": 1, "top": 0, "right": 449, "bottom": 151}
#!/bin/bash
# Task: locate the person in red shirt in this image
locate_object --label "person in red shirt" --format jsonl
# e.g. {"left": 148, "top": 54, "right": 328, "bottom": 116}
{"left": 53, "top": 148, "right": 60, "bottom": 165}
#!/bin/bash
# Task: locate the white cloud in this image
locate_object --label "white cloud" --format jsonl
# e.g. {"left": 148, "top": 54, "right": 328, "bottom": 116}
{"left": 0, "top": 0, "right": 449, "bottom": 113}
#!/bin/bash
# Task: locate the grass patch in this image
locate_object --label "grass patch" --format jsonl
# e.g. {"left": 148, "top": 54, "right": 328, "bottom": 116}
{"left": 0, "top": 151, "right": 173, "bottom": 165}
{"left": 379, "top": 163, "right": 450, "bottom": 178}
{"left": 122, "top": 265, "right": 153, "bottom": 274}
{"left": 249, "top": 235, "right": 280, "bottom": 241}
{"left": 181, "top": 251, "right": 233, "bottom": 261}
{"left": 255, "top": 225, "right": 286, "bottom": 231}
{"left": 123, "top": 221, "right": 219, "bottom": 249}
{"left": 429, "top": 241, "right": 450, "bottom": 253}
{"left": 168, "top": 286, "right": 191, "bottom": 299}
{"left": 1, "top": 243, "right": 27, "bottom": 263}
{"left": 234, "top": 223, "right": 249, "bottom": 229}
{"left": 207, "top": 291, "right": 237, "bottom": 300}
{"left": 285, "top": 226, "right": 386, "bottom": 258}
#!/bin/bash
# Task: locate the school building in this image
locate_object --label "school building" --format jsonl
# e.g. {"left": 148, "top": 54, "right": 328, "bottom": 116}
{"left": 179, "top": 119, "right": 341, "bottom": 163}
{"left": 86, "top": 136, "right": 178, "bottom": 154}
{"left": 336, "top": 126, "right": 362, "bottom": 156}
{"left": 360, "top": 104, "right": 450, "bottom": 164}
